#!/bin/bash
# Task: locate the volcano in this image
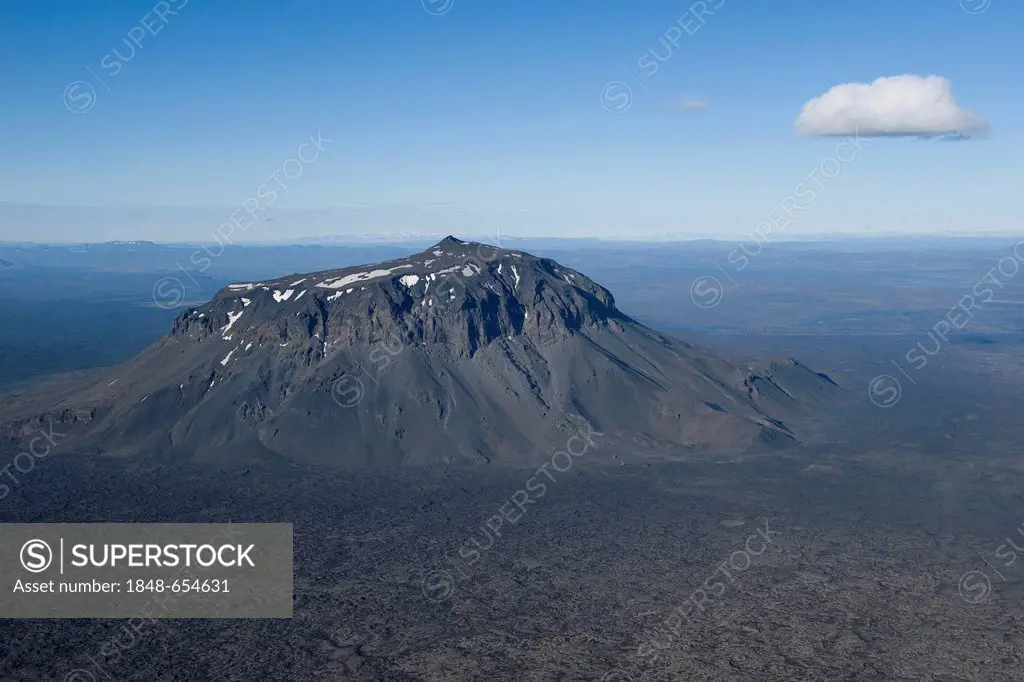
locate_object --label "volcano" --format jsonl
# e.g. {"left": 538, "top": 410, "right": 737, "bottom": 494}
{"left": 0, "top": 237, "right": 839, "bottom": 468}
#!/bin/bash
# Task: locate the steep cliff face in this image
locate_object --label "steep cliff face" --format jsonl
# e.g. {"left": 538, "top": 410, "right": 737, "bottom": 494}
{"left": 0, "top": 237, "right": 839, "bottom": 468}
{"left": 171, "top": 236, "right": 620, "bottom": 354}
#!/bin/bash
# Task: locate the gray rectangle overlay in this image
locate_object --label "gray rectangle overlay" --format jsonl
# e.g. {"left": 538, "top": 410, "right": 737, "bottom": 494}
{"left": 0, "top": 523, "right": 292, "bottom": 618}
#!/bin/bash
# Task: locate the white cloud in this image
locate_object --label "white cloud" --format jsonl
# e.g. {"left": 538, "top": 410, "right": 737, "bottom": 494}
{"left": 796, "top": 75, "right": 988, "bottom": 139}
{"left": 668, "top": 95, "right": 708, "bottom": 113}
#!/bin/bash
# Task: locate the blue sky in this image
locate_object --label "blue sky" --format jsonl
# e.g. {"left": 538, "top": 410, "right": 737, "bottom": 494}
{"left": 0, "top": 0, "right": 1020, "bottom": 241}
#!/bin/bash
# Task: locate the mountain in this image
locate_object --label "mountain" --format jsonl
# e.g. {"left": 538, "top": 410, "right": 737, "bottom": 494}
{"left": 0, "top": 237, "right": 839, "bottom": 468}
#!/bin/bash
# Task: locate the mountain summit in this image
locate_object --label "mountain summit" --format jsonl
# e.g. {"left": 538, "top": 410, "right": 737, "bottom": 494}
{"left": 1, "top": 238, "right": 838, "bottom": 468}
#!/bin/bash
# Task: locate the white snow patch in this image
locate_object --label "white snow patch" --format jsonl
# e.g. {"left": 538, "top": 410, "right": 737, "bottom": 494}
{"left": 317, "top": 264, "right": 413, "bottom": 290}
{"left": 432, "top": 250, "right": 444, "bottom": 256}
{"left": 294, "top": 290, "right": 307, "bottom": 301}
{"left": 220, "top": 349, "right": 235, "bottom": 366}
{"left": 108, "top": 379, "right": 118, "bottom": 386}
{"left": 497, "top": 263, "right": 503, "bottom": 275}
{"left": 511, "top": 265, "right": 520, "bottom": 289}
{"left": 424, "top": 259, "right": 436, "bottom": 266}
{"left": 272, "top": 289, "right": 295, "bottom": 302}
{"left": 428, "top": 299, "right": 433, "bottom": 307}
{"left": 198, "top": 313, "right": 205, "bottom": 318}
{"left": 399, "top": 274, "right": 421, "bottom": 287}
{"left": 228, "top": 283, "right": 254, "bottom": 291}
{"left": 564, "top": 275, "right": 573, "bottom": 284}
{"left": 240, "top": 297, "right": 252, "bottom": 307}
{"left": 280, "top": 343, "right": 289, "bottom": 347}
{"left": 291, "top": 278, "right": 307, "bottom": 286}
{"left": 327, "top": 291, "right": 344, "bottom": 301}
{"left": 461, "top": 264, "right": 480, "bottom": 278}
{"left": 222, "top": 310, "right": 244, "bottom": 336}
{"left": 245, "top": 342, "right": 253, "bottom": 351}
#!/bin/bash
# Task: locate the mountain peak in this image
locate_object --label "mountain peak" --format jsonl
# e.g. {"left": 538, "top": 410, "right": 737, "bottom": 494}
{"left": 435, "top": 235, "right": 466, "bottom": 248}
{"left": 2, "top": 241, "right": 839, "bottom": 468}
{"left": 174, "top": 239, "right": 622, "bottom": 358}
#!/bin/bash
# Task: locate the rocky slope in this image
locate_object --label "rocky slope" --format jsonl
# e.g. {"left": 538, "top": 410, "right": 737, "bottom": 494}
{"left": 0, "top": 237, "right": 839, "bottom": 468}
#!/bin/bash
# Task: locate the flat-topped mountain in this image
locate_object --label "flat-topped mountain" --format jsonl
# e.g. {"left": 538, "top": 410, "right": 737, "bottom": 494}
{"left": 0, "top": 237, "right": 839, "bottom": 468}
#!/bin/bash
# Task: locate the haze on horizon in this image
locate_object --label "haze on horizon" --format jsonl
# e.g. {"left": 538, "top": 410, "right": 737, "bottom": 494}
{"left": 1, "top": 0, "right": 1020, "bottom": 242}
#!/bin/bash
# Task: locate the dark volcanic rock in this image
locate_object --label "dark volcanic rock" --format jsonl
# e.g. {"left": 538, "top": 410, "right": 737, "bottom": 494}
{"left": 0, "top": 237, "right": 839, "bottom": 468}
